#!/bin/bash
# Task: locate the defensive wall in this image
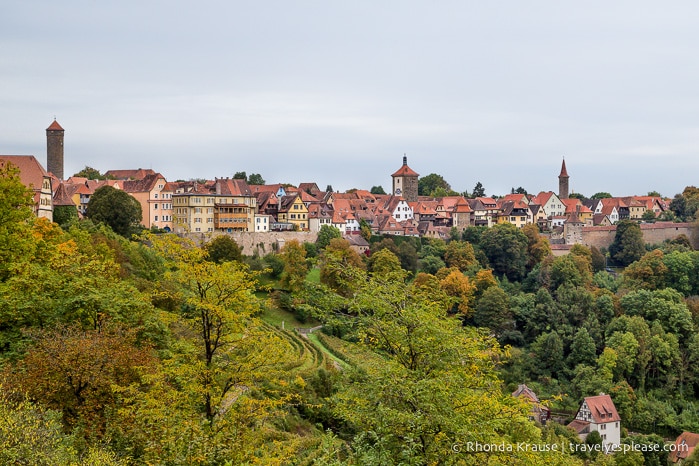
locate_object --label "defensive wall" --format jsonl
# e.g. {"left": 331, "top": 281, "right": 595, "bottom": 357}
{"left": 183, "top": 223, "right": 696, "bottom": 256}
{"left": 580, "top": 222, "right": 698, "bottom": 250}
{"left": 186, "top": 231, "right": 318, "bottom": 256}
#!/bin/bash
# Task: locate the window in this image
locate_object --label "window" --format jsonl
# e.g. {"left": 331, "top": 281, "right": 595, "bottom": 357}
{"left": 154, "top": 216, "right": 158, "bottom": 221}
{"left": 154, "top": 194, "right": 158, "bottom": 199}
{"left": 154, "top": 204, "right": 158, "bottom": 210}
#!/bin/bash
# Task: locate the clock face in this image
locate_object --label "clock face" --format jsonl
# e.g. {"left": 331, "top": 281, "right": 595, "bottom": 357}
{"left": 395, "top": 188, "right": 402, "bottom": 195}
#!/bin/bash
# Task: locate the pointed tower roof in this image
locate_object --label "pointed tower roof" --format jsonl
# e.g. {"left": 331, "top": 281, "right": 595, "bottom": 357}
{"left": 53, "top": 182, "right": 76, "bottom": 207}
{"left": 559, "top": 158, "right": 569, "bottom": 177}
{"left": 47, "top": 119, "right": 64, "bottom": 131}
{"left": 391, "top": 156, "right": 419, "bottom": 177}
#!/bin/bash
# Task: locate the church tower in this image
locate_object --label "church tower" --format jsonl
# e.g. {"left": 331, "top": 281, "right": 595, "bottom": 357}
{"left": 558, "top": 158, "right": 569, "bottom": 200}
{"left": 46, "top": 119, "right": 65, "bottom": 180}
{"left": 391, "top": 155, "right": 419, "bottom": 203}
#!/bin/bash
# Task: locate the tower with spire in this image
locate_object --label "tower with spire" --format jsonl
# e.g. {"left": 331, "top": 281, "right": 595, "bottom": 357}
{"left": 391, "top": 155, "right": 419, "bottom": 203}
{"left": 46, "top": 118, "right": 65, "bottom": 180}
{"left": 558, "top": 158, "right": 569, "bottom": 200}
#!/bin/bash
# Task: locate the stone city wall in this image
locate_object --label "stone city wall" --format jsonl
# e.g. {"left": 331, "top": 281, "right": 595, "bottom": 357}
{"left": 185, "top": 231, "right": 318, "bottom": 256}
{"left": 581, "top": 222, "right": 697, "bottom": 250}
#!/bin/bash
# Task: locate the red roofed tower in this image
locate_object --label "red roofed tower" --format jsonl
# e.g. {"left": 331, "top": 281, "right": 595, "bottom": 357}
{"left": 558, "top": 158, "right": 569, "bottom": 200}
{"left": 46, "top": 118, "right": 65, "bottom": 180}
{"left": 391, "top": 155, "right": 419, "bottom": 203}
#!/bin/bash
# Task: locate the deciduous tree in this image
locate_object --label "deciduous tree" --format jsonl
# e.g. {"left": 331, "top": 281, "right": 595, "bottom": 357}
{"left": 480, "top": 223, "right": 529, "bottom": 281}
{"left": 204, "top": 235, "right": 243, "bottom": 263}
{"left": 279, "top": 239, "right": 308, "bottom": 291}
{"left": 86, "top": 185, "right": 142, "bottom": 237}
{"left": 609, "top": 220, "right": 645, "bottom": 266}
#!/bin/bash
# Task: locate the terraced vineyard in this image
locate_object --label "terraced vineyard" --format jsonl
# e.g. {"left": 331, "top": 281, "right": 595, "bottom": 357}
{"left": 261, "top": 321, "right": 333, "bottom": 373}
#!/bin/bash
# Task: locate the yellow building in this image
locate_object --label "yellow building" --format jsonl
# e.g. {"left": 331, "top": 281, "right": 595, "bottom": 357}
{"left": 277, "top": 194, "right": 309, "bottom": 231}
{"left": 172, "top": 179, "right": 256, "bottom": 233}
{"left": 496, "top": 200, "right": 529, "bottom": 228}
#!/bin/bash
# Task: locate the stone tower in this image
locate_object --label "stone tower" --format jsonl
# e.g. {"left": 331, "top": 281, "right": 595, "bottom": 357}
{"left": 46, "top": 119, "right": 65, "bottom": 180}
{"left": 391, "top": 155, "right": 419, "bottom": 203}
{"left": 558, "top": 158, "right": 569, "bottom": 200}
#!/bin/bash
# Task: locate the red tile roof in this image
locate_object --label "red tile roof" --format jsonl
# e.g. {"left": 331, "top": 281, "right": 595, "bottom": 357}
{"left": 0, "top": 155, "right": 49, "bottom": 190}
{"left": 568, "top": 419, "right": 590, "bottom": 434}
{"left": 559, "top": 159, "right": 568, "bottom": 177}
{"left": 53, "top": 182, "right": 75, "bottom": 206}
{"left": 391, "top": 157, "right": 419, "bottom": 177}
{"left": 104, "top": 169, "right": 156, "bottom": 180}
{"left": 584, "top": 395, "right": 620, "bottom": 424}
{"left": 669, "top": 431, "right": 699, "bottom": 463}
{"left": 46, "top": 119, "right": 64, "bottom": 131}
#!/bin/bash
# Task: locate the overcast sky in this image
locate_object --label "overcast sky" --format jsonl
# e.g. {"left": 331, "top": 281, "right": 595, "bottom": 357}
{"left": 2, "top": 1, "right": 698, "bottom": 197}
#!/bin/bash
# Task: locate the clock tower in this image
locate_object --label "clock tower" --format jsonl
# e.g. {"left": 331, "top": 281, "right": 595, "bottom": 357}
{"left": 391, "top": 155, "right": 419, "bottom": 202}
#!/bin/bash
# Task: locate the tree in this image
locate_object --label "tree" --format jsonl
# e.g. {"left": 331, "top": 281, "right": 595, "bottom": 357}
{"left": 590, "top": 246, "right": 606, "bottom": 272}
{"left": 439, "top": 268, "right": 475, "bottom": 316}
{"left": 0, "top": 161, "right": 35, "bottom": 280}
{"left": 335, "top": 273, "right": 569, "bottom": 465}
{"left": 316, "top": 225, "right": 342, "bottom": 250}
{"left": 591, "top": 192, "right": 613, "bottom": 199}
{"left": 367, "top": 248, "right": 403, "bottom": 278}
{"left": 418, "top": 173, "right": 451, "bottom": 196}
{"left": 52, "top": 205, "right": 79, "bottom": 226}
{"left": 3, "top": 325, "right": 156, "bottom": 437}
{"left": 279, "top": 240, "right": 308, "bottom": 291}
{"left": 474, "top": 285, "right": 512, "bottom": 334}
{"left": 522, "top": 223, "right": 551, "bottom": 269}
{"left": 146, "top": 233, "right": 286, "bottom": 421}
{"left": 86, "top": 186, "right": 142, "bottom": 237}
{"left": 480, "top": 223, "right": 529, "bottom": 280}
{"left": 569, "top": 192, "right": 586, "bottom": 200}
{"left": 370, "top": 185, "right": 386, "bottom": 194}
{"left": 648, "top": 190, "right": 662, "bottom": 197}
{"left": 444, "top": 240, "right": 478, "bottom": 272}
{"left": 233, "top": 171, "right": 264, "bottom": 185}
{"left": 472, "top": 181, "right": 486, "bottom": 198}
{"left": 568, "top": 328, "right": 597, "bottom": 368}
{"left": 359, "top": 218, "right": 372, "bottom": 241}
{"left": 530, "top": 331, "right": 565, "bottom": 378}
{"left": 0, "top": 393, "right": 125, "bottom": 465}
{"left": 609, "top": 220, "right": 645, "bottom": 266}
{"left": 73, "top": 166, "right": 105, "bottom": 180}
{"left": 642, "top": 209, "right": 657, "bottom": 223}
{"left": 204, "top": 236, "right": 243, "bottom": 263}
{"left": 319, "top": 238, "right": 366, "bottom": 296}
{"left": 247, "top": 173, "right": 265, "bottom": 185}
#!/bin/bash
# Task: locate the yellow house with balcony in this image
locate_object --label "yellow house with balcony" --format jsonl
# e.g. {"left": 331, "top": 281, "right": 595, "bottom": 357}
{"left": 172, "top": 178, "right": 256, "bottom": 233}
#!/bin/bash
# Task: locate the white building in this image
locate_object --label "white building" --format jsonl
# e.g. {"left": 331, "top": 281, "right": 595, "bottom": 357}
{"left": 568, "top": 394, "right": 621, "bottom": 451}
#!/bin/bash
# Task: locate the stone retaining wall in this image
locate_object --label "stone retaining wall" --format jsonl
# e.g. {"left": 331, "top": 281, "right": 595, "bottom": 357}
{"left": 184, "top": 231, "right": 318, "bottom": 256}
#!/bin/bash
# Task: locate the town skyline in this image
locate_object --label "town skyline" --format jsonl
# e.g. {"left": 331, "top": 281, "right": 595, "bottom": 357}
{"left": 3, "top": 2, "right": 699, "bottom": 198}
